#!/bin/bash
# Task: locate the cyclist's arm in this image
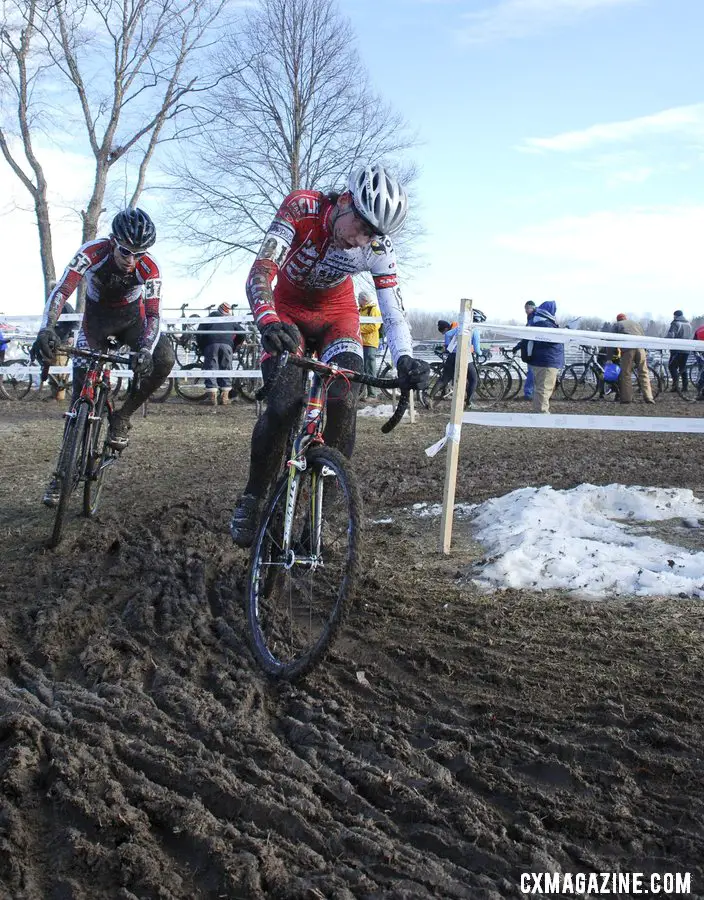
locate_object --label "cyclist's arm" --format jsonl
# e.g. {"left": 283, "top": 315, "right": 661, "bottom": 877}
{"left": 137, "top": 254, "right": 163, "bottom": 352}
{"left": 246, "top": 197, "right": 300, "bottom": 328}
{"left": 41, "top": 241, "right": 103, "bottom": 329}
{"left": 367, "top": 238, "right": 412, "bottom": 364}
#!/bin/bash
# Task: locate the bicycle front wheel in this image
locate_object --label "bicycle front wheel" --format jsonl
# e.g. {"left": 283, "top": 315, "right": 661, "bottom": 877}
{"left": 83, "top": 396, "right": 113, "bottom": 518}
{"left": 560, "top": 364, "right": 599, "bottom": 401}
{"left": 245, "top": 446, "right": 361, "bottom": 681}
{"left": 51, "top": 403, "right": 88, "bottom": 547}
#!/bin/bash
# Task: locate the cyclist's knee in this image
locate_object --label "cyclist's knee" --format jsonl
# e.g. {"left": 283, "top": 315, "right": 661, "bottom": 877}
{"left": 325, "top": 351, "right": 363, "bottom": 403}
{"left": 152, "top": 334, "right": 175, "bottom": 375}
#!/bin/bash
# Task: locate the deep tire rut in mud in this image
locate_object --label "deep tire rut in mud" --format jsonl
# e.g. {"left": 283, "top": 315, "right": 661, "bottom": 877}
{"left": 1, "top": 399, "right": 704, "bottom": 898}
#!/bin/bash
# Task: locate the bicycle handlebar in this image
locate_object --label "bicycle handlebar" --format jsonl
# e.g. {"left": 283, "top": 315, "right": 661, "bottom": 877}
{"left": 256, "top": 353, "right": 410, "bottom": 433}
{"left": 63, "top": 345, "right": 133, "bottom": 366}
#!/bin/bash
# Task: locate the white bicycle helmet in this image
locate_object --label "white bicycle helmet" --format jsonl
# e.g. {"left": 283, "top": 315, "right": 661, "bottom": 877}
{"left": 348, "top": 164, "right": 408, "bottom": 235}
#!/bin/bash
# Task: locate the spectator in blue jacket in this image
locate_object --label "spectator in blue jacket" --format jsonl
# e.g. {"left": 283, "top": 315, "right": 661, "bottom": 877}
{"left": 522, "top": 300, "right": 564, "bottom": 413}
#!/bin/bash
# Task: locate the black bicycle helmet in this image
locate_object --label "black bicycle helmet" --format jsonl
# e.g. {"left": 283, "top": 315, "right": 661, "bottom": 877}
{"left": 111, "top": 207, "right": 156, "bottom": 251}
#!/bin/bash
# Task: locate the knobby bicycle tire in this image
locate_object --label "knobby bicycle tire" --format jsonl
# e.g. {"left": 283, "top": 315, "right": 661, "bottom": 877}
{"left": 83, "top": 395, "right": 110, "bottom": 518}
{"left": 50, "top": 403, "right": 88, "bottom": 547}
{"left": 245, "top": 445, "right": 361, "bottom": 681}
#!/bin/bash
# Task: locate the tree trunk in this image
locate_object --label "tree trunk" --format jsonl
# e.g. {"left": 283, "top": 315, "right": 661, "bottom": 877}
{"left": 76, "top": 161, "right": 110, "bottom": 312}
{"left": 36, "top": 193, "right": 57, "bottom": 296}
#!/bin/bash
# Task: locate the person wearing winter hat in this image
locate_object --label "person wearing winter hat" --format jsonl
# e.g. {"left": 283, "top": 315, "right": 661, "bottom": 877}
{"left": 666, "top": 310, "right": 692, "bottom": 392}
{"left": 613, "top": 313, "right": 654, "bottom": 404}
{"left": 195, "top": 303, "right": 240, "bottom": 405}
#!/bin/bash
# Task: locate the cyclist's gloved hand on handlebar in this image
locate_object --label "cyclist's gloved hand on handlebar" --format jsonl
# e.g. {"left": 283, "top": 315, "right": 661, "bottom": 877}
{"left": 396, "top": 355, "right": 431, "bottom": 392}
{"left": 131, "top": 349, "right": 153, "bottom": 377}
{"left": 259, "top": 321, "right": 301, "bottom": 355}
{"left": 35, "top": 327, "right": 59, "bottom": 362}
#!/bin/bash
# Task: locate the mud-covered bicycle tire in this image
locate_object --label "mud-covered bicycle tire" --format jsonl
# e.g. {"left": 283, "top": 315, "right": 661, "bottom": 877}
{"left": 245, "top": 446, "right": 361, "bottom": 681}
{"left": 50, "top": 403, "right": 88, "bottom": 548}
{"left": 83, "top": 396, "right": 110, "bottom": 518}
{"left": 174, "top": 362, "right": 209, "bottom": 403}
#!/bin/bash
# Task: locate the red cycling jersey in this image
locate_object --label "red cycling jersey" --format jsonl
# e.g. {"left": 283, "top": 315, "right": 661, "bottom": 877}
{"left": 246, "top": 190, "right": 412, "bottom": 363}
{"left": 41, "top": 238, "right": 163, "bottom": 351}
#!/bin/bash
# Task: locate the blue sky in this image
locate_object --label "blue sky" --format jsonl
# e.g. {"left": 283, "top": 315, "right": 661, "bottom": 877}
{"left": 2, "top": 0, "right": 702, "bottom": 324}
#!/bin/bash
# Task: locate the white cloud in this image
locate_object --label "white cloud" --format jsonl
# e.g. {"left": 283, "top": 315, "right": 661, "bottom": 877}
{"left": 495, "top": 205, "right": 704, "bottom": 289}
{"left": 459, "top": 0, "right": 641, "bottom": 43}
{"left": 521, "top": 104, "right": 704, "bottom": 153}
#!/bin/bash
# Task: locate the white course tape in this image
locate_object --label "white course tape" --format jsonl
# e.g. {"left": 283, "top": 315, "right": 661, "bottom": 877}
{"left": 480, "top": 322, "right": 704, "bottom": 353}
{"left": 424, "top": 422, "right": 463, "bottom": 457}
{"left": 460, "top": 412, "right": 704, "bottom": 434}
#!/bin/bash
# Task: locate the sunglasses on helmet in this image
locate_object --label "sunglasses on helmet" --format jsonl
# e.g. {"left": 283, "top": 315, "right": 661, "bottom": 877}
{"left": 115, "top": 242, "right": 147, "bottom": 259}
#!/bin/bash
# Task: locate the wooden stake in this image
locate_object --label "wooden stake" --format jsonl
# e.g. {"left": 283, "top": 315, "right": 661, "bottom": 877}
{"left": 439, "top": 298, "right": 472, "bottom": 554}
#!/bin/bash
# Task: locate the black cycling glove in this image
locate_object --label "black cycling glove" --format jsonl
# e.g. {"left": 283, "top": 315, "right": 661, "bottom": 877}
{"left": 35, "top": 327, "right": 59, "bottom": 362}
{"left": 132, "top": 349, "right": 153, "bottom": 377}
{"left": 259, "top": 321, "right": 301, "bottom": 355}
{"left": 396, "top": 355, "right": 431, "bottom": 392}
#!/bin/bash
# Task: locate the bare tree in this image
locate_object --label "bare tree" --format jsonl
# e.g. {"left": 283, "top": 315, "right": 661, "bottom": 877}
{"left": 170, "top": 0, "right": 419, "bottom": 267}
{"left": 0, "top": 0, "right": 230, "bottom": 302}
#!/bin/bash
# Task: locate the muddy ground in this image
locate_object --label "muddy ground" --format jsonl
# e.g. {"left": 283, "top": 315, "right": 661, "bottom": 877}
{"left": 1, "top": 390, "right": 704, "bottom": 899}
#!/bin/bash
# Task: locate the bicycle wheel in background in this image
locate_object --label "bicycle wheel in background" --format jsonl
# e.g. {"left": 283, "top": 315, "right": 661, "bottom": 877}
{"left": 174, "top": 362, "right": 209, "bottom": 403}
{"left": 245, "top": 445, "right": 361, "bottom": 681}
{"left": 675, "top": 363, "right": 700, "bottom": 402}
{"left": 1, "top": 359, "right": 34, "bottom": 400}
{"left": 475, "top": 366, "right": 507, "bottom": 402}
{"left": 559, "top": 364, "right": 599, "bottom": 401}
{"left": 377, "top": 362, "right": 396, "bottom": 402}
{"left": 50, "top": 403, "right": 88, "bottom": 548}
{"left": 642, "top": 366, "right": 662, "bottom": 400}
{"left": 234, "top": 343, "right": 262, "bottom": 402}
{"left": 149, "top": 376, "right": 173, "bottom": 403}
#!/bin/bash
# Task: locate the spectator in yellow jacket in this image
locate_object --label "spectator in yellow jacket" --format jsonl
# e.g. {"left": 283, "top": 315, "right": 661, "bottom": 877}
{"left": 358, "top": 290, "right": 382, "bottom": 400}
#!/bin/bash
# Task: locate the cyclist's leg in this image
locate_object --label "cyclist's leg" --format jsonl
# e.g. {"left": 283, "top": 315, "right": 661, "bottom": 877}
{"left": 232, "top": 327, "right": 307, "bottom": 547}
{"left": 117, "top": 330, "right": 175, "bottom": 418}
{"left": 320, "top": 342, "right": 364, "bottom": 457}
{"left": 466, "top": 361, "right": 478, "bottom": 406}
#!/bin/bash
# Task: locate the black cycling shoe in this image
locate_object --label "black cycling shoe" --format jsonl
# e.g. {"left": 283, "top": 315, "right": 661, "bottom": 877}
{"left": 230, "top": 493, "right": 261, "bottom": 548}
{"left": 108, "top": 412, "right": 131, "bottom": 450}
{"left": 43, "top": 477, "right": 61, "bottom": 508}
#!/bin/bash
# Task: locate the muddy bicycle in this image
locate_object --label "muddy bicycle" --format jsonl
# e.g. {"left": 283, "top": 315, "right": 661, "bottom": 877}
{"left": 45, "top": 345, "right": 133, "bottom": 548}
{"left": 244, "top": 353, "right": 408, "bottom": 681}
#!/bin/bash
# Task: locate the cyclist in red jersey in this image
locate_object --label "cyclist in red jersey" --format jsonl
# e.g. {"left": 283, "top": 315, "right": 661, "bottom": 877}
{"left": 230, "top": 163, "right": 430, "bottom": 547}
{"left": 35, "top": 208, "right": 175, "bottom": 506}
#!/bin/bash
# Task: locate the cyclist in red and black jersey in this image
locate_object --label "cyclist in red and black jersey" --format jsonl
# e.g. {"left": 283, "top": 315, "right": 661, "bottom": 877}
{"left": 35, "top": 208, "right": 175, "bottom": 506}
{"left": 231, "top": 163, "right": 430, "bottom": 547}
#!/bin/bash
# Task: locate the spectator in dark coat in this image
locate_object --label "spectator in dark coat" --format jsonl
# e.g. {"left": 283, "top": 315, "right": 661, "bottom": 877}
{"left": 666, "top": 310, "right": 692, "bottom": 393}
{"left": 523, "top": 300, "right": 564, "bottom": 414}
{"left": 196, "top": 303, "right": 241, "bottom": 406}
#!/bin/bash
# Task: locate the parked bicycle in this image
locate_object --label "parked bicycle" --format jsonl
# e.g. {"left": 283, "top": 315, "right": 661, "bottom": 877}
{"left": 675, "top": 352, "right": 704, "bottom": 402}
{"left": 44, "top": 345, "right": 134, "bottom": 548}
{"left": 560, "top": 345, "right": 661, "bottom": 401}
{"left": 243, "top": 353, "right": 408, "bottom": 681}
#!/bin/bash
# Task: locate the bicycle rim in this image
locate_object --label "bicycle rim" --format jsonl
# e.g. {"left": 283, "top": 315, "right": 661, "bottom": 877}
{"left": 236, "top": 344, "right": 262, "bottom": 401}
{"left": 150, "top": 377, "right": 173, "bottom": 403}
{"left": 50, "top": 404, "right": 88, "bottom": 548}
{"left": 245, "top": 446, "right": 361, "bottom": 681}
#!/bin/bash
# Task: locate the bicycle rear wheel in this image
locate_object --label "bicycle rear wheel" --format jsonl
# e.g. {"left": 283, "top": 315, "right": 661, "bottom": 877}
{"left": 245, "top": 446, "right": 361, "bottom": 681}
{"left": 50, "top": 403, "right": 88, "bottom": 548}
{"left": 475, "top": 366, "right": 507, "bottom": 401}
{"left": 560, "top": 364, "right": 599, "bottom": 400}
